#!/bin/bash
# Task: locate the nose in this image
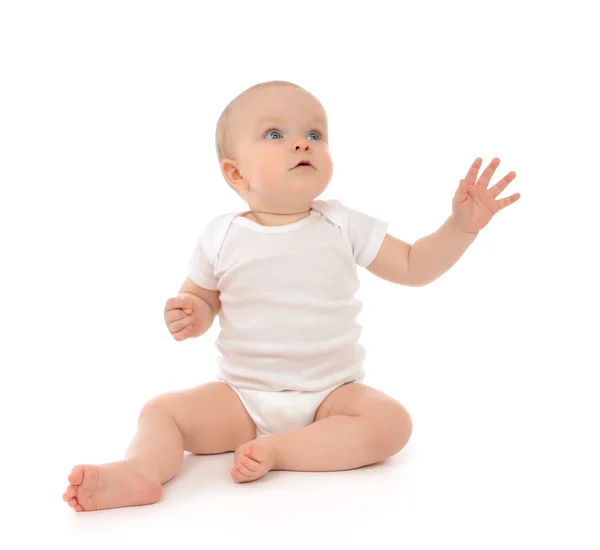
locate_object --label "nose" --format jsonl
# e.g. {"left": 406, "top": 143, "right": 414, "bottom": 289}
{"left": 292, "top": 137, "right": 311, "bottom": 152}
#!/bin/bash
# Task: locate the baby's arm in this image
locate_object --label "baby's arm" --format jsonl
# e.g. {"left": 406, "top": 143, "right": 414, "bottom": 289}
{"left": 166, "top": 277, "right": 221, "bottom": 339}
{"left": 367, "top": 217, "right": 477, "bottom": 287}
{"left": 178, "top": 277, "right": 221, "bottom": 318}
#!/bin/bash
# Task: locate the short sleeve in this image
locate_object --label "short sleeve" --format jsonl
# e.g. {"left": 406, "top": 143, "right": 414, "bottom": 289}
{"left": 187, "top": 224, "right": 220, "bottom": 291}
{"left": 336, "top": 201, "right": 389, "bottom": 267}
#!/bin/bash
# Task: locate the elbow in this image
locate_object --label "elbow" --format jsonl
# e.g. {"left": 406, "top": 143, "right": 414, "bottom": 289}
{"left": 405, "top": 254, "right": 432, "bottom": 287}
{"left": 406, "top": 275, "right": 431, "bottom": 287}
{"left": 394, "top": 276, "right": 428, "bottom": 287}
{"left": 404, "top": 245, "right": 427, "bottom": 287}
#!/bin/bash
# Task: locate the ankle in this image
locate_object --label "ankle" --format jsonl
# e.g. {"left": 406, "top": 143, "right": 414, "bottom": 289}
{"left": 123, "top": 458, "right": 163, "bottom": 485}
{"left": 266, "top": 437, "right": 284, "bottom": 471}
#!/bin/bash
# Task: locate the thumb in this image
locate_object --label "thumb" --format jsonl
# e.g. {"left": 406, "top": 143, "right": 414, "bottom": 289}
{"left": 454, "top": 179, "right": 467, "bottom": 203}
{"left": 178, "top": 294, "right": 194, "bottom": 314}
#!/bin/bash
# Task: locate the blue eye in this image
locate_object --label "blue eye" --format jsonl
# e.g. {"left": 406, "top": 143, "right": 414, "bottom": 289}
{"left": 265, "top": 129, "right": 282, "bottom": 139}
{"left": 264, "top": 129, "right": 322, "bottom": 140}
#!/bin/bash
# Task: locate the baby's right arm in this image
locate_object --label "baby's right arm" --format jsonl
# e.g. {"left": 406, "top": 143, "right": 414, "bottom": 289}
{"left": 164, "top": 277, "right": 221, "bottom": 341}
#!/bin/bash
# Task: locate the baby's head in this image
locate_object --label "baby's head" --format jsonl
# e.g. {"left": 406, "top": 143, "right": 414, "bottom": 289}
{"left": 215, "top": 81, "right": 333, "bottom": 214}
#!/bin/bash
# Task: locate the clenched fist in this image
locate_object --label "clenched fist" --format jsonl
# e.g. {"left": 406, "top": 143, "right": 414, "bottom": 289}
{"left": 164, "top": 293, "right": 210, "bottom": 341}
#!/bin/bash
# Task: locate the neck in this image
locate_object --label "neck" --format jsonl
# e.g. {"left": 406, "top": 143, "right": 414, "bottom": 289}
{"left": 251, "top": 210, "right": 311, "bottom": 215}
{"left": 247, "top": 208, "right": 312, "bottom": 227}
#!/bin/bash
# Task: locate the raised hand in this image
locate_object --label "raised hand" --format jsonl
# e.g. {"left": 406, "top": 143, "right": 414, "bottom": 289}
{"left": 451, "top": 157, "right": 521, "bottom": 234}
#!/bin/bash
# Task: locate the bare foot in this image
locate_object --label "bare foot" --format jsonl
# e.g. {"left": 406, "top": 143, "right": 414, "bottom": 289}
{"left": 62, "top": 461, "right": 162, "bottom": 512}
{"left": 231, "top": 438, "right": 280, "bottom": 483}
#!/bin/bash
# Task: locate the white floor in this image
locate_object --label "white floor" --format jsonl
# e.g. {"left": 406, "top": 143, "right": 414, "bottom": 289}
{"left": 5, "top": 238, "right": 599, "bottom": 548}
{"left": 7, "top": 349, "right": 599, "bottom": 549}
{"left": 5, "top": 238, "right": 600, "bottom": 548}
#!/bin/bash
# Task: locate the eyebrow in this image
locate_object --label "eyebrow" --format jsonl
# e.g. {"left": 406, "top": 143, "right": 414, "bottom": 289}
{"left": 255, "top": 117, "right": 327, "bottom": 130}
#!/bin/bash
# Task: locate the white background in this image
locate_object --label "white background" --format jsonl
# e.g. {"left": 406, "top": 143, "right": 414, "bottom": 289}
{"left": 1, "top": 0, "right": 598, "bottom": 548}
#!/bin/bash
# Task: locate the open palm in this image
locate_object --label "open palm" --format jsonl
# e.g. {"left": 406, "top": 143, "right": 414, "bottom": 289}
{"left": 452, "top": 157, "right": 521, "bottom": 234}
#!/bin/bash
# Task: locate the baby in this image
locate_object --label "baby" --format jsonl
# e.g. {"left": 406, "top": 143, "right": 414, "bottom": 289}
{"left": 63, "top": 80, "right": 520, "bottom": 512}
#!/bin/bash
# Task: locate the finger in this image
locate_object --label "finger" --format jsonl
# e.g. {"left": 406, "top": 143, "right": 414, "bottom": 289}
{"left": 495, "top": 193, "right": 521, "bottom": 211}
{"left": 489, "top": 171, "right": 517, "bottom": 198}
{"left": 173, "top": 324, "right": 195, "bottom": 341}
{"left": 165, "top": 296, "right": 193, "bottom": 311}
{"left": 464, "top": 157, "right": 483, "bottom": 186}
{"left": 454, "top": 179, "right": 468, "bottom": 202}
{"left": 170, "top": 314, "right": 195, "bottom": 335}
{"left": 166, "top": 309, "right": 186, "bottom": 323}
{"left": 476, "top": 157, "right": 500, "bottom": 188}
{"left": 178, "top": 294, "right": 195, "bottom": 314}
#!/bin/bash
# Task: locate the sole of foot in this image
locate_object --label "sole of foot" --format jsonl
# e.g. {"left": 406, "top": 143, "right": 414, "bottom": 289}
{"left": 63, "top": 462, "right": 162, "bottom": 512}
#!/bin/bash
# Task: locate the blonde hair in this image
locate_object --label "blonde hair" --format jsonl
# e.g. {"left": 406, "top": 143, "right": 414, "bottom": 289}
{"left": 215, "top": 80, "right": 305, "bottom": 195}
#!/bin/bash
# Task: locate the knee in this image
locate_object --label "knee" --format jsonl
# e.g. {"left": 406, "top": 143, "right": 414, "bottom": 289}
{"left": 139, "top": 394, "right": 174, "bottom": 419}
{"left": 367, "top": 402, "right": 413, "bottom": 457}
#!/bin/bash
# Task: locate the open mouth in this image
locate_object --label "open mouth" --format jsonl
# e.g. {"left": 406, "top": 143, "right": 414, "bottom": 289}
{"left": 293, "top": 160, "right": 314, "bottom": 169}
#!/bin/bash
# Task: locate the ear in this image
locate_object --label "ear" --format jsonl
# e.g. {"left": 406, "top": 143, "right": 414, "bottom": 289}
{"left": 221, "top": 159, "right": 249, "bottom": 192}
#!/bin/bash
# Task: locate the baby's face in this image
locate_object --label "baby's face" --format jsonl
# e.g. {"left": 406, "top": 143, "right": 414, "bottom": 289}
{"left": 225, "top": 86, "right": 333, "bottom": 211}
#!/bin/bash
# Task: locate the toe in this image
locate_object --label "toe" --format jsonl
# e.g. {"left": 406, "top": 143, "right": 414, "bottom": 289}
{"left": 237, "top": 462, "right": 255, "bottom": 477}
{"left": 68, "top": 466, "right": 84, "bottom": 485}
{"left": 241, "top": 456, "right": 259, "bottom": 472}
{"left": 230, "top": 467, "right": 242, "bottom": 482}
{"left": 245, "top": 441, "right": 273, "bottom": 464}
{"left": 231, "top": 465, "right": 252, "bottom": 483}
{"left": 243, "top": 443, "right": 255, "bottom": 458}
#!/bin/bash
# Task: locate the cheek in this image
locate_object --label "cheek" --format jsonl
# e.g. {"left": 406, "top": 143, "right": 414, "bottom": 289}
{"left": 256, "top": 147, "right": 285, "bottom": 172}
{"left": 320, "top": 150, "right": 334, "bottom": 176}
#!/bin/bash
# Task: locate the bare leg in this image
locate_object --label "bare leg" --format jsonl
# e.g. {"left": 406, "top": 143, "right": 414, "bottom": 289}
{"left": 62, "top": 410, "right": 176, "bottom": 513}
{"left": 123, "top": 406, "right": 184, "bottom": 484}
{"left": 231, "top": 384, "right": 412, "bottom": 483}
{"left": 63, "top": 382, "right": 257, "bottom": 512}
{"left": 274, "top": 414, "right": 398, "bottom": 470}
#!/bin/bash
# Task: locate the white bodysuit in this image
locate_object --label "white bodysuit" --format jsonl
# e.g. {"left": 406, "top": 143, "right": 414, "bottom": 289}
{"left": 187, "top": 199, "right": 388, "bottom": 435}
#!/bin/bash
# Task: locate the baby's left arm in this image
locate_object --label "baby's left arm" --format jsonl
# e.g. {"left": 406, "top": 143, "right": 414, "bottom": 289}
{"left": 367, "top": 157, "right": 520, "bottom": 287}
{"left": 366, "top": 219, "right": 477, "bottom": 287}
